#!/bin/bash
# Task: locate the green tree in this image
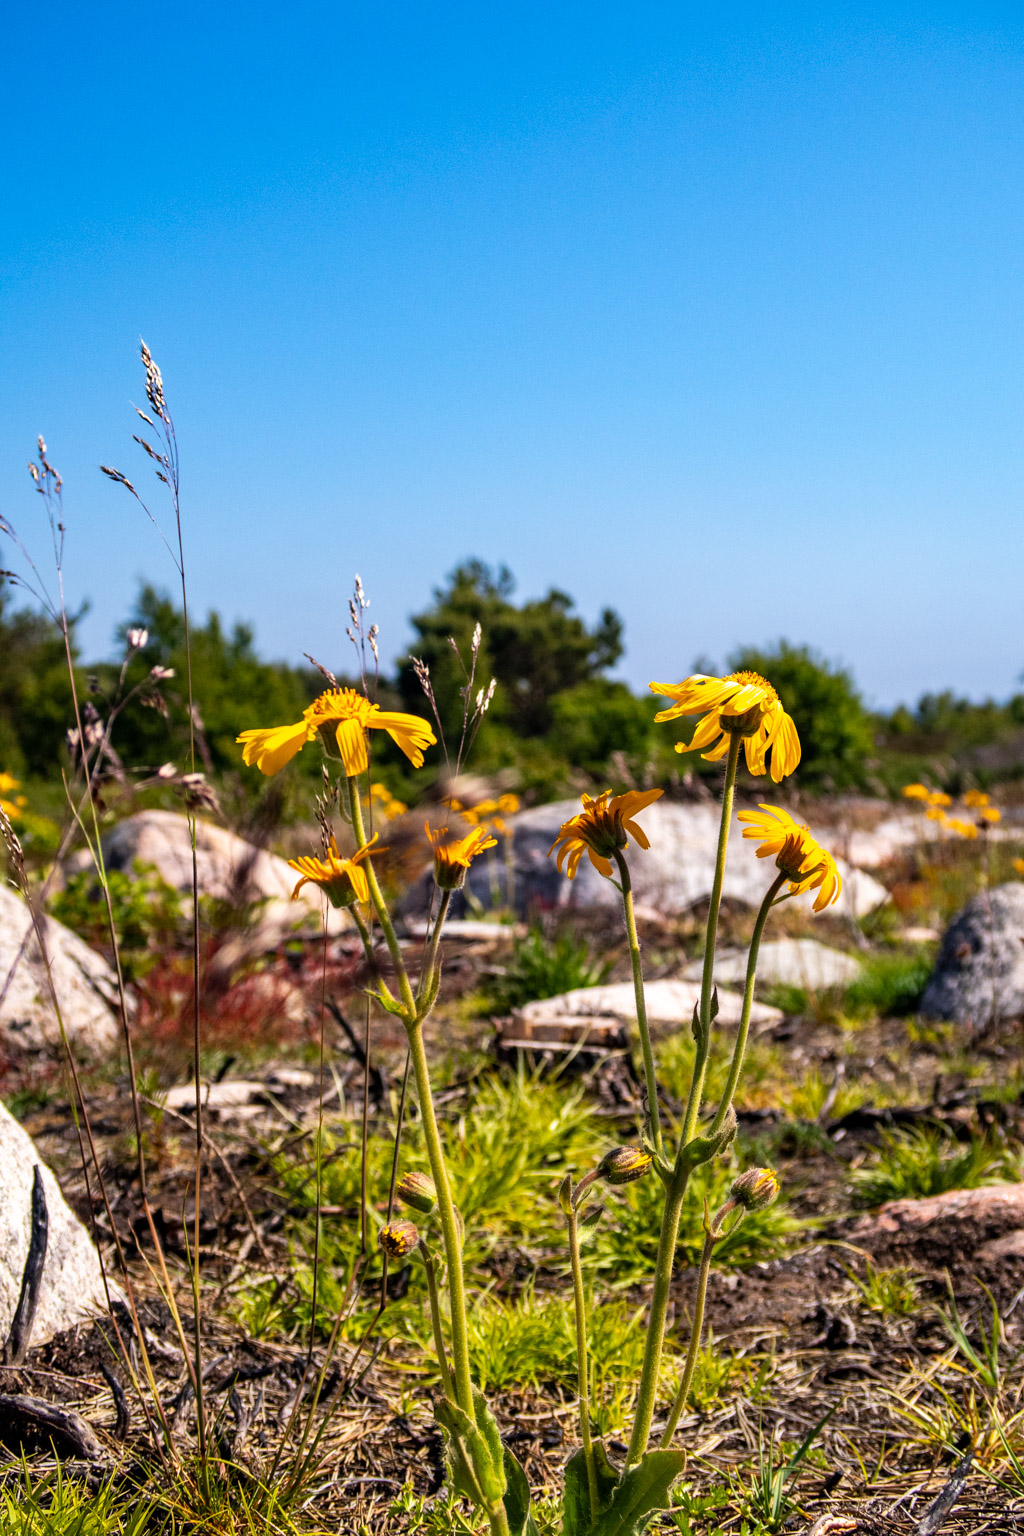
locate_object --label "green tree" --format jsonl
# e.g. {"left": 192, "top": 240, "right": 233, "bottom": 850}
{"left": 0, "top": 583, "right": 79, "bottom": 778}
{"left": 397, "top": 560, "right": 623, "bottom": 740}
{"left": 727, "top": 640, "right": 874, "bottom": 791}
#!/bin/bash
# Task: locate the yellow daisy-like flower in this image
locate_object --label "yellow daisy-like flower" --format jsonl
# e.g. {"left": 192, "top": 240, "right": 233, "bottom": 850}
{"left": 925, "top": 807, "right": 948, "bottom": 824}
{"left": 237, "top": 687, "right": 436, "bottom": 777}
{"left": 548, "top": 789, "right": 663, "bottom": 879}
{"left": 737, "top": 804, "right": 842, "bottom": 912}
{"left": 902, "top": 783, "right": 931, "bottom": 801}
{"left": 649, "top": 672, "right": 801, "bottom": 783}
{"left": 927, "top": 790, "right": 952, "bottom": 808}
{"left": 963, "top": 789, "right": 990, "bottom": 808}
{"left": 426, "top": 823, "right": 498, "bottom": 890}
{"left": 1015, "top": 858, "right": 1024, "bottom": 877}
{"left": 945, "top": 817, "right": 979, "bottom": 841}
{"left": 288, "top": 835, "right": 381, "bottom": 907}
{"left": 979, "top": 805, "right": 1001, "bottom": 824}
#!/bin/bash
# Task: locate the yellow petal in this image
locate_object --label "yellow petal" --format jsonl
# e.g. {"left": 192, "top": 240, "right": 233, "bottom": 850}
{"left": 237, "top": 721, "right": 311, "bottom": 775}
{"left": 335, "top": 718, "right": 369, "bottom": 776}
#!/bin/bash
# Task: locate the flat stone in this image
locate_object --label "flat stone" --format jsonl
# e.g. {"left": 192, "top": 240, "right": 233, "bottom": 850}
{"left": 405, "top": 800, "right": 889, "bottom": 920}
{"left": 850, "top": 1182, "right": 1024, "bottom": 1238}
{"left": 0, "top": 1100, "right": 119, "bottom": 1351}
{"left": 901, "top": 927, "right": 940, "bottom": 944}
{"left": 683, "top": 938, "right": 862, "bottom": 992}
{"left": 404, "top": 919, "right": 527, "bottom": 942}
{"left": 163, "top": 1080, "right": 264, "bottom": 1111}
{"left": 517, "top": 977, "right": 782, "bottom": 1033}
{"left": 0, "top": 886, "right": 121, "bottom": 1057}
{"left": 921, "top": 882, "right": 1024, "bottom": 1025}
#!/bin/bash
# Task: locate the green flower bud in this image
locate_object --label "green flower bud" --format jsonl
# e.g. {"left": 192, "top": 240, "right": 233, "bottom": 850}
{"left": 730, "top": 1167, "right": 780, "bottom": 1212}
{"left": 396, "top": 1171, "right": 436, "bottom": 1215}
{"left": 598, "top": 1145, "right": 653, "bottom": 1186}
{"left": 378, "top": 1220, "right": 420, "bottom": 1258}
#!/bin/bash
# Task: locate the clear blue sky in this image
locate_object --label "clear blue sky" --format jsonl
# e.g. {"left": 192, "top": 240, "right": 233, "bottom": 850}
{"left": 2, "top": 4, "right": 1022, "bottom": 709}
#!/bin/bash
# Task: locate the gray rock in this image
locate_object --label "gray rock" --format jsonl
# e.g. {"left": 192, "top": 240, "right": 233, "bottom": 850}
{"left": 0, "top": 886, "right": 121, "bottom": 1056}
{"left": 683, "top": 938, "right": 862, "bottom": 992}
{"left": 517, "top": 977, "right": 782, "bottom": 1033}
{"left": 405, "top": 799, "right": 889, "bottom": 920}
{"left": 921, "top": 882, "right": 1024, "bottom": 1025}
{"left": 65, "top": 810, "right": 348, "bottom": 942}
{"left": 0, "top": 1100, "right": 118, "bottom": 1351}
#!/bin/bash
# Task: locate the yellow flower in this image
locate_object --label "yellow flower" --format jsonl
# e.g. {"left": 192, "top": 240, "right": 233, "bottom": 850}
{"left": 737, "top": 804, "right": 842, "bottom": 911}
{"left": 0, "top": 771, "right": 27, "bottom": 822}
{"left": 925, "top": 807, "right": 948, "bottom": 823}
{"left": 945, "top": 817, "right": 978, "bottom": 840}
{"left": 1015, "top": 858, "right": 1024, "bottom": 877}
{"left": 548, "top": 789, "right": 663, "bottom": 879}
{"left": 927, "top": 790, "right": 952, "bottom": 808}
{"left": 649, "top": 672, "right": 800, "bottom": 783}
{"left": 238, "top": 687, "right": 436, "bottom": 777}
{"left": 979, "top": 805, "right": 1001, "bottom": 824}
{"left": 426, "top": 823, "right": 498, "bottom": 889}
{"left": 902, "top": 783, "right": 931, "bottom": 801}
{"left": 288, "top": 835, "right": 381, "bottom": 907}
{"left": 963, "top": 789, "right": 990, "bottom": 808}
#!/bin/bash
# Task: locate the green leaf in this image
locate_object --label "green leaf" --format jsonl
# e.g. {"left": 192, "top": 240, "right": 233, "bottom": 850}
{"left": 365, "top": 985, "right": 408, "bottom": 1020}
{"left": 434, "top": 1395, "right": 504, "bottom": 1508}
{"left": 502, "top": 1445, "right": 538, "bottom": 1536}
{"left": 561, "top": 1443, "right": 621, "bottom": 1536}
{"left": 590, "top": 1449, "right": 686, "bottom": 1536}
{"left": 473, "top": 1388, "right": 508, "bottom": 1502}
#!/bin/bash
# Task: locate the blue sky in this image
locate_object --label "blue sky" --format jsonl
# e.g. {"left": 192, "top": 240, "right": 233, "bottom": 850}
{"left": 1, "top": 4, "right": 1022, "bottom": 708}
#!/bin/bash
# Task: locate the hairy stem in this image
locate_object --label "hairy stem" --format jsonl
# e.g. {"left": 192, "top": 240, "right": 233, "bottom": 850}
{"left": 709, "top": 871, "right": 787, "bottom": 1137}
{"left": 682, "top": 733, "right": 741, "bottom": 1144}
{"left": 614, "top": 851, "right": 661, "bottom": 1156}
{"left": 422, "top": 1250, "right": 456, "bottom": 1402}
{"left": 660, "top": 1228, "right": 716, "bottom": 1447}
{"left": 625, "top": 1169, "right": 688, "bottom": 1465}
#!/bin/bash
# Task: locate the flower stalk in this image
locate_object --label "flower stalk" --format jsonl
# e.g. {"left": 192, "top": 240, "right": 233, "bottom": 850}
{"left": 613, "top": 850, "right": 662, "bottom": 1156}
{"left": 565, "top": 1198, "right": 599, "bottom": 1521}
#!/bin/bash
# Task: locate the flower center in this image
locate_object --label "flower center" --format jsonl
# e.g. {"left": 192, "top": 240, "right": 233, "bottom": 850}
{"left": 304, "top": 687, "right": 375, "bottom": 726}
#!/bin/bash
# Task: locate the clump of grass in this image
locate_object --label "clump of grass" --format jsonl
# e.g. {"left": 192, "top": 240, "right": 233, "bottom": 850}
{"left": 848, "top": 1256, "right": 920, "bottom": 1318}
{"left": 850, "top": 1124, "right": 1009, "bottom": 1207}
{"left": 0, "top": 1468, "right": 153, "bottom": 1536}
{"left": 482, "top": 924, "right": 611, "bottom": 1012}
{"left": 844, "top": 951, "right": 933, "bottom": 1018}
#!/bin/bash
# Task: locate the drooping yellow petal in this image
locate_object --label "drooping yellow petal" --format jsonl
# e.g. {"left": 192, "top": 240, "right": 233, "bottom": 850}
{"left": 377, "top": 710, "right": 437, "bottom": 768}
{"left": 237, "top": 721, "right": 312, "bottom": 775}
{"left": 335, "top": 717, "right": 370, "bottom": 776}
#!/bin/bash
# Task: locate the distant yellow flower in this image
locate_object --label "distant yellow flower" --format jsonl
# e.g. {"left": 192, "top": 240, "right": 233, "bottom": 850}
{"left": 650, "top": 672, "right": 800, "bottom": 783}
{"left": 1015, "top": 858, "right": 1024, "bottom": 877}
{"left": 737, "top": 804, "right": 842, "bottom": 911}
{"left": 426, "top": 823, "right": 497, "bottom": 889}
{"left": 902, "top": 783, "right": 931, "bottom": 801}
{"left": 0, "top": 771, "right": 27, "bottom": 823}
{"left": 925, "top": 807, "right": 947, "bottom": 823}
{"left": 288, "top": 835, "right": 381, "bottom": 907}
{"left": 963, "top": 789, "right": 990, "bottom": 808}
{"left": 927, "top": 791, "right": 952, "bottom": 808}
{"left": 548, "top": 789, "right": 663, "bottom": 879}
{"left": 368, "top": 782, "right": 408, "bottom": 821}
{"left": 945, "top": 817, "right": 979, "bottom": 840}
{"left": 238, "top": 687, "right": 436, "bottom": 777}
{"left": 979, "top": 805, "right": 1001, "bottom": 824}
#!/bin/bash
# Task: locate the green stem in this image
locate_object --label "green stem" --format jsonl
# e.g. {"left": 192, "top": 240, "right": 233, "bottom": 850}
{"left": 627, "top": 733, "right": 741, "bottom": 1468}
{"left": 660, "top": 1229, "right": 716, "bottom": 1446}
{"left": 418, "top": 889, "right": 452, "bottom": 1003}
{"left": 708, "top": 871, "right": 787, "bottom": 1137}
{"left": 614, "top": 851, "right": 662, "bottom": 1156}
{"left": 682, "top": 734, "right": 741, "bottom": 1145}
{"left": 422, "top": 1249, "right": 456, "bottom": 1402}
{"left": 625, "top": 1169, "right": 688, "bottom": 1465}
{"left": 349, "top": 776, "right": 474, "bottom": 1415}
{"left": 567, "top": 1207, "right": 599, "bottom": 1521}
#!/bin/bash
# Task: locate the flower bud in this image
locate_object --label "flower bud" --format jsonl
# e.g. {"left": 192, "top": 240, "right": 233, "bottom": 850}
{"left": 396, "top": 1170, "right": 436, "bottom": 1215}
{"left": 597, "top": 1145, "right": 653, "bottom": 1186}
{"left": 730, "top": 1167, "right": 780, "bottom": 1212}
{"left": 378, "top": 1220, "right": 420, "bottom": 1258}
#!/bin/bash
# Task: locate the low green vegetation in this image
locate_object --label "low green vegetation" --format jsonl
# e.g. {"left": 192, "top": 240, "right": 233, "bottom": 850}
{"left": 481, "top": 924, "right": 612, "bottom": 1013}
{"left": 849, "top": 1124, "right": 1011, "bottom": 1207}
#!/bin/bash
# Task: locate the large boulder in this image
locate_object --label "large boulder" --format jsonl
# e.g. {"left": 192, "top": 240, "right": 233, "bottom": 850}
{"left": 0, "top": 1100, "right": 117, "bottom": 1351}
{"left": 0, "top": 886, "right": 121, "bottom": 1056}
{"left": 65, "top": 810, "right": 348, "bottom": 940}
{"left": 404, "top": 799, "right": 889, "bottom": 920}
{"left": 921, "top": 882, "right": 1024, "bottom": 1025}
